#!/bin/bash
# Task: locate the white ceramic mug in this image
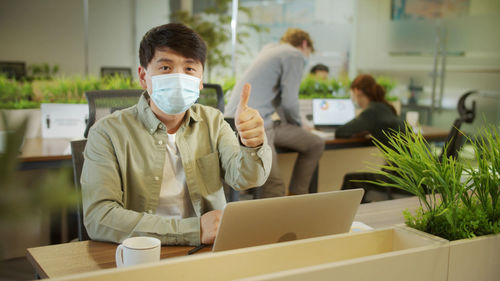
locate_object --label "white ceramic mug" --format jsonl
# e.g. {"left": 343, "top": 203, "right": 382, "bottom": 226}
{"left": 115, "top": 237, "right": 161, "bottom": 268}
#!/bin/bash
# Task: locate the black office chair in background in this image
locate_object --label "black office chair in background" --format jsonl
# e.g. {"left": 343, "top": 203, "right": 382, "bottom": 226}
{"left": 100, "top": 67, "right": 132, "bottom": 78}
{"left": 199, "top": 83, "right": 225, "bottom": 112}
{"left": 341, "top": 90, "right": 477, "bottom": 203}
{"left": 83, "top": 89, "right": 143, "bottom": 138}
{"left": 0, "top": 61, "right": 26, "bottom": 80}
{"left": 439, "top": 90, "right": 477, "bottom": 160}
{"left": 70, "top": 139, "right": 90, "bottom": 241}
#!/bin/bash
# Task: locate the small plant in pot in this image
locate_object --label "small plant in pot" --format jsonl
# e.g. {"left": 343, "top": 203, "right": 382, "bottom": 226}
{"left": 369, "top": 126, "right": 500, "bottom": 241}
{"left": 367, "top": 125, "right": 500, "bottom": 280}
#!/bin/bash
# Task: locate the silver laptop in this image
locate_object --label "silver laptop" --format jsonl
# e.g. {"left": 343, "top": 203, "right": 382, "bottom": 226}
{"left": 212, "top": 189, "right": 364, "bottom": 252}
{"left": 312, "top": 98, "right": 355, "bottom": 131}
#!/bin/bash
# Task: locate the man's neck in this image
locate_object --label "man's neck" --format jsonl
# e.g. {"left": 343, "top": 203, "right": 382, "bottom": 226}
{"left": 150, "top": 101, "right": 186, "bottom": 134}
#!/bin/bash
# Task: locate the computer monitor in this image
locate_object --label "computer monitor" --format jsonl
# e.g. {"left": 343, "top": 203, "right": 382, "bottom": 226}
{"left": 100, "top": 67, "right": 132, "bottom": 78}
{"left": 312, "top": 98, "right": 355, "bottom": 127}
{"left": 0, "top": 61, "right": 26, "bottom": 80}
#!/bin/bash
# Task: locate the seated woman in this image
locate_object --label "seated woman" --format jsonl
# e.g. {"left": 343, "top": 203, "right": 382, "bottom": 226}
{"left": 337, "top": 74, "right": 409, "bottom": 203}
{"left": 335, "top": 74, "right": 404, "bottom": 147}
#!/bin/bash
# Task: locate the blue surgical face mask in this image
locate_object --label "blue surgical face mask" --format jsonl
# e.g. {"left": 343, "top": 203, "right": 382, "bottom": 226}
{"left": 151, "top": 73, "right": 201, "bottom": 115}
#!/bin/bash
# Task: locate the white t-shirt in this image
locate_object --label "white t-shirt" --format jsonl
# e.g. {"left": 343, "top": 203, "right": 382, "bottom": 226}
{"left": 155, "top": 133, "right": 196, "bottom": 219}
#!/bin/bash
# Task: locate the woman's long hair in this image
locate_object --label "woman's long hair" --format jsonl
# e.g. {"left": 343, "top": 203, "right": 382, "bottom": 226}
{"left": 351, "top": 74, "right": 397, "bottom": 115}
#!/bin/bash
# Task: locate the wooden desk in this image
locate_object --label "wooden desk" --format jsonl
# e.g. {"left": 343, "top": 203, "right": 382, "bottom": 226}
{"left": 26, "top": 196, "right": 421, "bottom": 279}
{"left": 19, "top": 138, "right": 72, "bottom": 170}
{"left": 322, "top": 125, "right": 449, "bottom": 149}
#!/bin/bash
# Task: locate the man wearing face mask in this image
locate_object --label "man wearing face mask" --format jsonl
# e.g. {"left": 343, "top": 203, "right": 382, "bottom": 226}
{"left": 81, "top": 23, "right": 271, "bottom": 246}
{"left": 225, "top": 28, "right": 325, "bottom": 198}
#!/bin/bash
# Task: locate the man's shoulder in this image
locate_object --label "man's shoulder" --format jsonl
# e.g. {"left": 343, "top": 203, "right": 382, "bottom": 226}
{"left": 190, "top": 104, "right": 224, "bottom": 120}
{"left": 91, "top": 104, "right": 140, "bottom": 133}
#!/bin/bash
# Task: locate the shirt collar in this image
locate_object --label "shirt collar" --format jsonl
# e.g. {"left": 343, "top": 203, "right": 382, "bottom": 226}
{"left": 137, "top": 91, "right": 202, "bottom": 135}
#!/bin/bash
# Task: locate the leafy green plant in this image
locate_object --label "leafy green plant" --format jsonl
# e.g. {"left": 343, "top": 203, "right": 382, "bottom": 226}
{"left": 299, "top": 74, "right": 343, "bottom": 99}
{"left": 376, "top": 76, "right": 396, "bottom": 95}
{"left": 27, "top": 63, "right": 59, "bottom": 80}
{"left": 0, "top": 74, "right": 39, "bottom": 109}
{"left": 101, "top": 74, "right": 141, "bottom": 90}
{"left": 0, "top": 113, "right": 79, "bottom": 259}
{"left": 171, "top": 0, "right": 268, "bottom": 81}
{"left": 367, "top": 125, "right": 500, "bottom": 241}
{"left": 38, "top": 75, "right": 140, "bottom": 104}
{"left": 39, "top": 76, "right": 100, "bottom": 104}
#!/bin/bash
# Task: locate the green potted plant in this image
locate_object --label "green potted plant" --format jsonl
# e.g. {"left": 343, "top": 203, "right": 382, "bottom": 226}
{"left": 171, "top": 0, "right": 268, "bottom": 82}
{"left": 0, "top": 114, "right": 79, "bottom": 260}
{"left": 0, "top": 74, "right": 41, "bottom": 138}
{"left": 368, "top": 126, "right": 500, "bottom": 281}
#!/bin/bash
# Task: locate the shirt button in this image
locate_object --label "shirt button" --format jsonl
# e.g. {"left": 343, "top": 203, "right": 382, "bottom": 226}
{"left": 251, "top": 152, "right": 256, "bottom": 156}
{"left": 154, "top": 176, "right": 160, "bottom": 181}
{"left": 158, "top": 140, "right": 163, "bottom": 145}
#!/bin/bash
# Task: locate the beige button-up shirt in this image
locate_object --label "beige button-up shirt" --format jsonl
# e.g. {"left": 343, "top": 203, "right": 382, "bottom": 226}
{"left": 81, "top": 93, "right": 271, "bottom": 246}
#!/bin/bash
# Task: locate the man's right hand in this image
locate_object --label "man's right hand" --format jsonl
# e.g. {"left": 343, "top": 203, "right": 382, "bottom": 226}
{"left": 200, "top": 210, "right": 222, "bottom": 244}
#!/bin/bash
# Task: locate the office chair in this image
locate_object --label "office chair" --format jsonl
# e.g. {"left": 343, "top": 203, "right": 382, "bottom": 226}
{"left": 70, "top": 139, "right": 90, "bottom": 241}
{"left": 439, "top": 90, "right": 477, "bottom": 160}
{"left": 83, "top": 89, "right": 143, "bottom": 138}
{"left": 341, "top": 90, "right": 478, "bottom": 203}
{"left": 0, "top": 61, "right": 26, "bottom": 80}
{"left": 199, "top": 83, "right": 225, "bottom": 112}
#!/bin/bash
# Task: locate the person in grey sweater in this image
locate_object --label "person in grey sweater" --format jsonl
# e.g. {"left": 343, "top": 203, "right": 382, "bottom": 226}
{"left": 225, "top": 28, "right": 325, "bottom": 198}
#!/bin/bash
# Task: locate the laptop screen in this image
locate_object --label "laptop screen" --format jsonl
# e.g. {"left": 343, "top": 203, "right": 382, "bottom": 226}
{"left": 312, "top": 99, "right": 355, "bottom": 126}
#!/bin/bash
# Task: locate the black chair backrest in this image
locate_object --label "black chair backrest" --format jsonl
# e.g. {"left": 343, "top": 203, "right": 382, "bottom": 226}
{"left": 100, "top": 67, "right": 132, "bottom": 78}
{"left": 199, "top": 83, "right": 224, "bottom": 112}
{"left": 71, "top": 139, "right": 90, "bottom": 241}
{"left": 0, "top": 61, "right": 26, "bottom": 80}
{"left": 84, "top": 89, "right": 143, "bottom": 138}
{"left": 440, "top": 90, "right": 477, "bottom": 160}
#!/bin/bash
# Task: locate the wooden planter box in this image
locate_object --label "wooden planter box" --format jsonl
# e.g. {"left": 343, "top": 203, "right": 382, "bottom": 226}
{"left": 446, "top": 233, "right": 500, "bottom": 281}
{"left": 391, "top": 226, "right": 500, "bottom": 281}
{"left": 52, "top": 226, "right": 448, "bottom": 281}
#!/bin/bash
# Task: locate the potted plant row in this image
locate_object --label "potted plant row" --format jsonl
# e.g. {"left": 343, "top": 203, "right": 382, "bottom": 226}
{"left": 0, "top": 74, "right": 141, "bottom": 138}
{"left": 368, "top": 126, "right": 500, "bottom": 281}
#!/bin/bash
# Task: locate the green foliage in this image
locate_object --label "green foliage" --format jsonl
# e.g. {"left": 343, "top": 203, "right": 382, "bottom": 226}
{"left": 39, "top": 75, "right": 141, "bottom": 104}
{"left": 0, "top": 113, "right": 80, "bottom": 223}
{"left": 221, "top": 76, "right": 236, "bottom": 94}
{"left": 367, "top": 125, "right": 500, "bottom": 241}
{"left": 299, "top": 74, "right": 343, "bottom": 99}
{"left": 101, "top": 74, "right": 141, "bottom": 90}
{"left": 376, "top": 76, "right": 396, "bottom": 94}
{"left": 27, "top": 63, "right": 59, "bottom": 80}
{"left": 171, "top": 0, "right": 268, "bottom": 81}
{"left": 0, "top": 74, "right": 39, "bottom": 109}
{"left": 39, "top": 76, "right": 99, "bottom": 104}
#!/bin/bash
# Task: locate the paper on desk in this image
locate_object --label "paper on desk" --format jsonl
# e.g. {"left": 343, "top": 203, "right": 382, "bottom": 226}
{"left": 350, "top": 221, "right": 374, "bottom": 233}
{"left": 310, "top": 129, "right": 334, "bottom": 140}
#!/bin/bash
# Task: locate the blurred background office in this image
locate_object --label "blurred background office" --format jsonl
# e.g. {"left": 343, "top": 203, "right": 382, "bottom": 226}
{"left": 0, "top": 0, "right": 499, "bottom": 278}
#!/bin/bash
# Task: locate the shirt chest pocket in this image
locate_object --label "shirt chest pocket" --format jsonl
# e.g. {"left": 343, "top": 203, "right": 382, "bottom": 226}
{"left": 196, "top": 152, "right": 222, "bottom": 194}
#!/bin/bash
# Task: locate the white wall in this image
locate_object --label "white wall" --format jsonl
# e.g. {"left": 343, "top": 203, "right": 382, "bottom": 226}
{"left": 88, "top": 0, "right": 135, "bottom": 76}
{"left": 0, "top": 0, "right": 85, "bottom": 75}
{"left": 134, "top": 0, "right": 171, "bottom": 77}
{"left": 353, "top": 0, "right": 500, "bottom": 101}
{"left": 0, "top": 0, "right": 170, "bottom": 78}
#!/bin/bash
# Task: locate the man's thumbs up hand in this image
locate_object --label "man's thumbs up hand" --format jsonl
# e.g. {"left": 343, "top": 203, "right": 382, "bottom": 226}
{"left": 235, "top": 83, "right": 265, "bottom": 147}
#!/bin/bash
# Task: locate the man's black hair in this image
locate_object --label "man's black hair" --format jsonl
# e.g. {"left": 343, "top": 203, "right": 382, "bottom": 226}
{"left": 139, "top": 23, "right": 207, "bottom": 69}
{"left": 310, "top": 64, "right": 329, "bottom": 74}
